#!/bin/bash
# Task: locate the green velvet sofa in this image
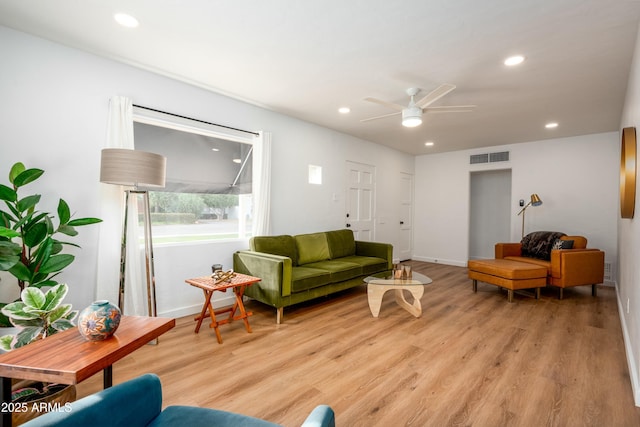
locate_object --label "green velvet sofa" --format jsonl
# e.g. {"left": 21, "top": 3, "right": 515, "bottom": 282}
{"left": 233, "top": 229, "right": 393, "bottom": 323}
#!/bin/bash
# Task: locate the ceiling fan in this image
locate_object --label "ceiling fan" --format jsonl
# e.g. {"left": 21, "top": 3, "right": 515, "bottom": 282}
{"left": 361, "top": 84, "right": 475, "bottom": 128}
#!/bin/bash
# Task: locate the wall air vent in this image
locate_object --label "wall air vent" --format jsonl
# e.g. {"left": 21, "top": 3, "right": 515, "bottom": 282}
{"left": 470, "top": 154, "right": 489, "bottom": 164}
{"left": 490, "top": 151, "right": 510, "bottom": 162}
{"left": 470, "top": 151, "right": 510, "bottom": 164}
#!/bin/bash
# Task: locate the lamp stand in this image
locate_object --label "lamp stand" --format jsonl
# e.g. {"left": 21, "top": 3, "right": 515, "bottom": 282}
{"left": 517, "top": 202, "right": 532, "bottom": 239}
{"left": 118, "top": 190, "right": 157, "bottom": 319}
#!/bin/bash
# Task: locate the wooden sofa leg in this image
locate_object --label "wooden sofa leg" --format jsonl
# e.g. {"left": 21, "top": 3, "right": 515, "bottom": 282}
{"left": 276, "top": 307, "right": 283, "bottom": 325}
{"left": 472, "top": 279, "right": 478, "bottom": 293}
{"left": 592, "top": 284, "right": 597, "bottom": 297}
{"left": 558, "top": 288, "right": 564, "bottom": 300}
{"left": 507, "top": 289, "right": 514, "bottom": 303}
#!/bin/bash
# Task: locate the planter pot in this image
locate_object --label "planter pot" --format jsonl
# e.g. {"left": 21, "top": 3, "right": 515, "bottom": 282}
{"left": 11, "top": 380, "right": 76, "bottom": 426}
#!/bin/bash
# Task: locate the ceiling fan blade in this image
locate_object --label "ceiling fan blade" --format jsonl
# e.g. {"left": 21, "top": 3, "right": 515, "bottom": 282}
{"left": 363, "top": 97, "right": 405, "bottom": 111}
{"left": 360, "top": 111, "right": 401, "bottom": 122}
{"left": 424, "top": 105, "right": 476, "bottom": 113}
{"left": 416, "top": 83, "right": 457, "bottom": 108}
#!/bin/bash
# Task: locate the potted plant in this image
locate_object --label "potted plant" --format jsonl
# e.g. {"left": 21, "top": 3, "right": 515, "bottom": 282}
{"left": 0, "top": 161, "right": 101, "bottom": 423}
{"left": 0, "top": 161, "right": 101, "bottom": 325}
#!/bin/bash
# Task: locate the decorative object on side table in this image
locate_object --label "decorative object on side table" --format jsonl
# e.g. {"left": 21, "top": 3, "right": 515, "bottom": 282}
{"left": 78, "top": 300, "right": 122, "bottom": 341}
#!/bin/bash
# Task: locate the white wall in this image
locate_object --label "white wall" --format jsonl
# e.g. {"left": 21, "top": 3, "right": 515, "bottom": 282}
{"left": 618, "top": 19, "right": 640, "bottom": 406}
{"left": 0, "top": 26, "right": 414, "bottom": 317}
{"left": 414, "top": 133, "right": 619, "bottom": 271}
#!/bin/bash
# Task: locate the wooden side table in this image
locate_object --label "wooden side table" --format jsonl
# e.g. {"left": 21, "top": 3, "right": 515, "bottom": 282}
{"left": 0, "top": 315, "right": 175, "bottom": 427}
{"left": 185, "top": 273, "right": 261, "bottom": 344}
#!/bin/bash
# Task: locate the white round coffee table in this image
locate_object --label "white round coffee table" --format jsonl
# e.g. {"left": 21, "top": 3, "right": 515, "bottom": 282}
{"left": 364, "top": 272, "right": 432, "bottom": 318}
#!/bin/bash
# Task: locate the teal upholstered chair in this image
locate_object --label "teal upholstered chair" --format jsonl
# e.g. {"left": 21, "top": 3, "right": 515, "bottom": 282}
{"left": 22, "top": 374, "right": 335, "bottom": 427}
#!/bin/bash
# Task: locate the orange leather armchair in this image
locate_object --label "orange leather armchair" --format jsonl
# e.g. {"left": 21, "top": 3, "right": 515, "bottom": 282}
{"left": 495, "top": 234, "right": 605, "bottom": 299}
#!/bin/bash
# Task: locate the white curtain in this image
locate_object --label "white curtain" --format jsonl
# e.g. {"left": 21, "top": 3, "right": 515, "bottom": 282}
{"left": 96, "top": 96, "right": 147, "bottom": 315}
{"left": 252, "top": 131, "right": 272, "bottom": 236}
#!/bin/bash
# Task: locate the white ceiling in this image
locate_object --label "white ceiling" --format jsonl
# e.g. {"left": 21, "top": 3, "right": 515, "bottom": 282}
{"left": 1, "top": 0, "right": 640, "bottom": 155}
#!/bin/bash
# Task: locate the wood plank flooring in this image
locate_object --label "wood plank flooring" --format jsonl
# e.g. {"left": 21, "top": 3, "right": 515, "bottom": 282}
{"left": 76, "top": 261, "right": 640, "bottom": 426}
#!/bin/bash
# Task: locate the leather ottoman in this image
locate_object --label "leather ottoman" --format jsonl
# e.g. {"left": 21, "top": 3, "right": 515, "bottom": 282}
{"left": 468, "top": 259, "right": 547, "bottom": 302}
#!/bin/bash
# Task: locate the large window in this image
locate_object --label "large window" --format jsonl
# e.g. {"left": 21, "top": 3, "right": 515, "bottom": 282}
{"left": 133, "top": 115, "right": 254, "bottom": 245}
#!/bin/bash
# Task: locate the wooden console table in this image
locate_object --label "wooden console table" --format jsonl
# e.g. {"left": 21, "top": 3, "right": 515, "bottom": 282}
{"left": 186, "top": 273, "right": 261, "bottom": 344}
{"left": 0, "top": 315, "right": 175, "bottom": 427}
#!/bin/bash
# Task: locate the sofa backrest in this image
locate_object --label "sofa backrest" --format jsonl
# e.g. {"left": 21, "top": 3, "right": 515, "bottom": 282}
{"left": 562, "top": 235, "right": 587, "bottom": 249}
{"left": 325, "top": 229, "right": 356, "bottom": 259}
{"left": 295, "top": 232, "right": 331, "bottom": 265}
{"left": 250, "top": 235, "right": 298, "bottom": 266}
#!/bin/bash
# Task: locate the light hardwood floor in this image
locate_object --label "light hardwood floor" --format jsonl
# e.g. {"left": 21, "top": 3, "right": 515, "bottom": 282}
{"left": 76, "top": 261, "right": 640, "bottom": 426}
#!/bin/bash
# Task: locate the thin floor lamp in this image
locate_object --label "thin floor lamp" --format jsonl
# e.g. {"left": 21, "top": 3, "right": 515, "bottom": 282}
{"left": 100, "top": 148, "right": 166, "bottom": 316}
{"left": 517, "top": 193, "right": 542, "bottom": 238}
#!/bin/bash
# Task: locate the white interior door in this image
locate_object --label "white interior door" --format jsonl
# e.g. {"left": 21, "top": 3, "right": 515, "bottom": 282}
{"left": 398, "top": 172, "right": 413, "bottom": 261}
{"left": 345, "top": 161, "right": 375, "bottom": 241}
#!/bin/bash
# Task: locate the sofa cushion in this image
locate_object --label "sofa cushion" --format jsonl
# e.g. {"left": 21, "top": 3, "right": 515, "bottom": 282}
{"left": 325, "top": 229, "right": 356, "bottom": 259}
{"left": 552, "top": 239, "right": 574, "bottom": 250}
{"left": 303, "top": 260, "right": 362, "bottom": 283}
{"left": 504, "top": 256, "right": 552, "bottom": 275}
{"left": 521, "top": 231, "right": 566, "bottom": 260}
{"left": 339, "top": 255, "right": 388, "bottom": 275}
{"left": 250, "top": 235, "right": 298, "bottom": 266}
{"left": 295, "top": 232, "right": 330, "bottom": 265}
{"left": 563, "top": 235, "right": 587, "bottom": 249}
{"left": 291, "top": 266, "right": 332, "bottom": 292}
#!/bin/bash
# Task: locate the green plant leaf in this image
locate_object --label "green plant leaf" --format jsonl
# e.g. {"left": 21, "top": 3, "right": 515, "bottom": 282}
{"left": 22, "top": 287, "right": 46, "bottom": 309}
{"left": 17, "top": 194, "right": 41, "bottom": 213}
{"left": 8, "top": 262, "right": 31, "bottom": 281}
{"left": 39, "top": 254, "right": 74, "bottom": 274}
{"left": 51, "top": 317, "right": 75, "bottom": 332}
{"left": 29, "top": 279, "right": 58, "bottom": 289}
{"left": 42, "top": 284, "right": 68, "bottom": 311}
{"left": 47, "top": 304, "right": 72, "bottom": 323}
{"left": 9, "top": 317, "right": 42, "bottom": 327}
{"left": 14, "top": 327, "right": 42, "bottom": 348}
{"left": 0, "top": 335, "right": 14, "bottom": 352}
{"left": 57, "top": 224, "right": 78, "bottom": 237}
{"left": 1, "top": 302, "right": 39, "bottom": 320}
{"left": 57, "top": 199, "right": 70, "bottom": 224}
{"left": 67, "top": 217, "right": 103, "bottom": 226}
{"left": 0, "top": 226, "right": 20, "bottom": 239}
{"left": 13, "top": 168, "right": 44, "bottom": 188}
{"left": 0, "top": 241, "right": 21, "bottom": 270}
{"left": 0, "top": 184, "right": 17, "bottom": 202}
{"left": 8, "top": 162, "right": 25, "bottom": 183}
{"left": 23, "top": 221, "right": 48, "bottom": 247}
{"left": 0, "top": 303, "right": 12, "bottom": 327}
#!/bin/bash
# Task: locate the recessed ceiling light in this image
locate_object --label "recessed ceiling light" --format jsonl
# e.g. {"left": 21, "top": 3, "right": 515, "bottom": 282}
{"left": 114, "top": 13, "right": 139, "bottom": 28}
{"left": 504, "top": 55, "right": 525, "bottom": 66}
{"left": 232, "top": 158, "right": 242, "bottom": 164}
{"left": 338, "top": 107, "right": 350, "bottom": 114}
{"left": 211, "top": 148, "right": 220, "bottom": 152}
{"left": 545, "top": 122, "right": 559, "bottom": 129}
{"left": 425, "top": 141, "right": 435, "bottom": 147}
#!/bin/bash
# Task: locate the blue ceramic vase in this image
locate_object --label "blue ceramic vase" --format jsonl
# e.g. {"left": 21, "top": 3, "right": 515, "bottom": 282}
{"left": 78, "top": 300, "right": 122, "bottom": 341}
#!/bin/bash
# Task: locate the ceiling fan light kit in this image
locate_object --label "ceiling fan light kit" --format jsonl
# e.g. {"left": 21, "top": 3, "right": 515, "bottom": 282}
{"left": 402, "top": 107, "right": 422, "bottom": 127}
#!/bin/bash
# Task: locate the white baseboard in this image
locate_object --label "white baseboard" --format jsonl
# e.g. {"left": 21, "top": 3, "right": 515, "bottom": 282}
{"left": 411, "top": 255, "right": 467, "bottom": 267}
{"left": 616, "top": 282, "right": 640, "bottom": 406}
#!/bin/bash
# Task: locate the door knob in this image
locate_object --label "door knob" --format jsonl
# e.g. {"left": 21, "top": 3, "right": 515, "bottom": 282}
{"left": 346, "top": 223, "right": 351, "bottom": 228}
{"left": 400, "top": 221, "right": 404, "bottom": 225}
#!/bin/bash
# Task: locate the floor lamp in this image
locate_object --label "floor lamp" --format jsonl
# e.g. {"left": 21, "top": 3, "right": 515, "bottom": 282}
{"left": 517, "top": 193, "right": 542, "bottom": 238}
{"left": 100, "top": 148, "right": 166, "bottom": 317}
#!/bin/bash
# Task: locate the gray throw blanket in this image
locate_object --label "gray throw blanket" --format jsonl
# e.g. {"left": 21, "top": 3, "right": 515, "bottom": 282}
{"left": 521, "top": 231, "right": 566, "bottom": 260}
